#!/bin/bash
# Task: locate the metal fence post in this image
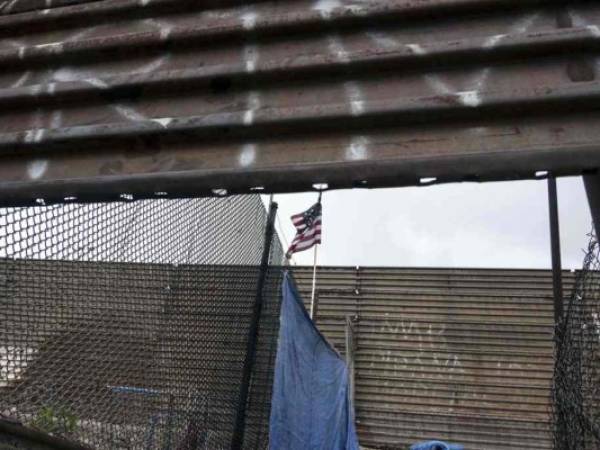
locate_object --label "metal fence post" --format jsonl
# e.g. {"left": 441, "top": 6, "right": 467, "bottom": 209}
{"left": 163, "top": 393, "right": 174, "bottom": 450}
{"left": 584, "top": 174, "right": 600, "bottom": 235}
{"left": 231, "top": 201, "right": 278, "bottom": 450}
{"left": 311, "top": 290, "right": 320, "bottom": 323}
{"left": 547, "top": 176, "right": 564, "bottom": 326}
{"left": 345, "top": 315, "right": 356, "bottom": 408}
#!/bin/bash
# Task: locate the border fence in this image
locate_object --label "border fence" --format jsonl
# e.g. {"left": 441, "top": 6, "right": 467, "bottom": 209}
{"left": 0, "top": 195, "right": 284, "bottom": 450}
{"left": 552, "top": 231, "right": 600, "bottom": 450}
{"left": 293, "top": 266, "right": 560, "bottom": 449}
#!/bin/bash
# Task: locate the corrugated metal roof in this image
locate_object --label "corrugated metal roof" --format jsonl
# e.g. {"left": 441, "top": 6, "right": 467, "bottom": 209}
{"left": 0, "top": 1, "right": 599, "bottom": 205}
{"left": 292, "top": 266, "right": 571, "bottom": 450}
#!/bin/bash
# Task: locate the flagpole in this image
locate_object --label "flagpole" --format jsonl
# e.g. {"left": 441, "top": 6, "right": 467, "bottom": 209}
{"left": 310, "top": 243, "right": 318, "bottom": 319}
{"left": 309, "top": 191, "right": 322, "bottom": 320}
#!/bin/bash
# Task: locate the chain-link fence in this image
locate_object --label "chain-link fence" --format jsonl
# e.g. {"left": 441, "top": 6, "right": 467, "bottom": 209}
{"left": 553, "top": 230, "right": 600, "bottom": 450}
{"left": 0, "top": 195, "right": 284, "bottom": 450}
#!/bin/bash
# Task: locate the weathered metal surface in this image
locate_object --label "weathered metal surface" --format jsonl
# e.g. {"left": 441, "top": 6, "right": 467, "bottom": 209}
{"left": 292, "top": 266, "right": 575, "bottom": 450}
{"left": 0, "top": 1, "right": 599, "bottom": 205}
{"left": 0, "top": 0, "right": 99, "bottom": 16}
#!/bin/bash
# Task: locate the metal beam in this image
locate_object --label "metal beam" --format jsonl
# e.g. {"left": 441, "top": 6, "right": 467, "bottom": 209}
{"left": 2, "top": 112, "right": 600, "bottom": 206}
{"left": 1, "top": 0, "right": 600, "bottom": 205}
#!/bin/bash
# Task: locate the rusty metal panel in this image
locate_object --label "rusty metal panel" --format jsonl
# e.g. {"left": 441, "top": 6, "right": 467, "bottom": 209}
{"left": 292, "top": 266, "right": 573, "bottom": 449}
{"left": 0, "top": 1, "right": 599, "bottom": 205}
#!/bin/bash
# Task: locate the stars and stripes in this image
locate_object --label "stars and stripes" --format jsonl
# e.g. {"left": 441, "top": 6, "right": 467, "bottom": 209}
{"left": 286, "top": 202, "right": 322, "bottom": 259}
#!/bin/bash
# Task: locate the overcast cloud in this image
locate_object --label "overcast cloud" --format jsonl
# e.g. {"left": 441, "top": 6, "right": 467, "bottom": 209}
{"left": 270, "top": 176, "right": 592, "bottom": 269}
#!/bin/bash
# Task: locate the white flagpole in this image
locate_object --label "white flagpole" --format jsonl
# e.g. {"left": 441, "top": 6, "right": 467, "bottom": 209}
{"left": 309, "top": 191, "right": 322, "bottom": 320}
{"left": 309, "top": 243, "right": 318, "bottom": 319}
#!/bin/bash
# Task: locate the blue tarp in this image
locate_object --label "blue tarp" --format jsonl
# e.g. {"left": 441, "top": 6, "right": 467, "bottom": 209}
{"left": 269, "top": 273, "right": 360, "bottom": 450}
{"left": 410, "top": 441, "right": 464, "bottom": 450}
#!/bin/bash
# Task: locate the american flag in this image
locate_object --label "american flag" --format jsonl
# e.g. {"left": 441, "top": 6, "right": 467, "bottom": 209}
{"left": 286, "top": 202, "right": 322, "bottom": 259}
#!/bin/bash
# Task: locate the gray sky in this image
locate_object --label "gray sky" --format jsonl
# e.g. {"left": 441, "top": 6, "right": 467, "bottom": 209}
{"left": 269, "top": 176, "right": 592, "bottom": 269}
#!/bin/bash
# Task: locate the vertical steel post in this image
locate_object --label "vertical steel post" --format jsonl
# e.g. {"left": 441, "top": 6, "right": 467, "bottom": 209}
{"left": 164, "top": 393, "right": 174, "bottom": 450}
{"left": 584, "top": 174, "right": 600, "bottom": 234}
{"left": 231, "top": 200, "right": 278, "bottom": 450}
{"left": 309, "top": 244, "right": 319, "bottom": 319}
{"left": 311, "top": 291, "right": 320, "bottom": 323}
{"left": 547, "top": 176, "right": 564, "bottom": 325}
{"left": 344, "top": 316, "right": 356, "bottom": 408}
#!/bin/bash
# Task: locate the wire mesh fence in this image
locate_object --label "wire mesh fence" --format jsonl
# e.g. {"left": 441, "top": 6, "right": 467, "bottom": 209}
{"left": 553, "top": 230, "right": 600, "bottom": 450}
{"left": 0, "top": 195, "right": 284, "bottom": 450}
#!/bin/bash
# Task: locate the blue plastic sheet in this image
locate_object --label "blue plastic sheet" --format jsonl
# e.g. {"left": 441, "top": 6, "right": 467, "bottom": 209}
{"left": 410, "top": 440, "right": 464, "bottom": 450}
{"left": 269, "top": 273, "right": 360, "bottom": 450}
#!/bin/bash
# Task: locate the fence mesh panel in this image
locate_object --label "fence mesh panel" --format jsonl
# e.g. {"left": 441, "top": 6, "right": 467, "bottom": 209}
{"left": 553, "top": 230, "right": 600, "bottom": 450}
{"left": 0, "top": 195, "right": 284, "bottom": 450}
